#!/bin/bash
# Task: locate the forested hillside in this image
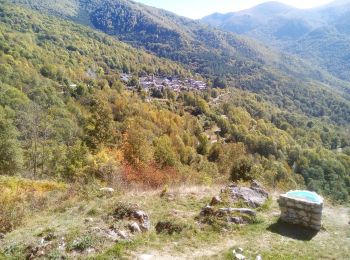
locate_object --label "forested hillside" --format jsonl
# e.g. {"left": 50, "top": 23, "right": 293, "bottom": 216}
{"left": 202, "top": 0, "right": 350, "bottom": 82}
{"left": 0, "top": 1, "right": 350, "bottom": 259}
{"left": 0, "top": 0, "right": 349, "bottom": 210}
{"left": 8, "top": 0, "right": 350, "bottom": 126}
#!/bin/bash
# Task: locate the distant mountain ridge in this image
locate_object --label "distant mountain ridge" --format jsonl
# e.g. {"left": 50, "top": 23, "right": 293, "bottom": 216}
{"left": 202, "top": 0, "right": 350, "bottom": 81}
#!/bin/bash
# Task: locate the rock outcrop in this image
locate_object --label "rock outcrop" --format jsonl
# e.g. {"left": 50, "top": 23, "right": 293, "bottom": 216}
{"left": 221, "top": 181, "right": 269, "bottom": 208}
{"left": 199, "top": 205, "right": 257, "bottom": 225}
{"left": 112, "top": 203, "right": 150, "bottom": 233}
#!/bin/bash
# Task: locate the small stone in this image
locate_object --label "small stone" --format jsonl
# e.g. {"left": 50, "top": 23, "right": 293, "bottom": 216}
{"left": 210, "top": 196, "right": 222, "bottom": 206}
{"left": 86, "top": 247, "right": 95, "bottom": 254}
{"left": 99, "top": 187, "right": 115, "bottom": 193}
{"left": 106, "top": 230, "right": 119, "bottom": 242}
{"left": 236, "top": 247, "right": 244, "bottom": 254}
{"left": 200, "top": 205, "right": 215, "bottom": 216}
{"left": 138, "top": 254, "right": 154, "bottom": 260}
{"left": 58, "top": 237, "right": 66, "bottom": 251}
{"left": 36, "top": 250, "right": 46, "bottom": 257}
{"left": 85, "top": 217, "right": 94, "bottom": 223}
{"left": 233, "top": 252, "right": 246, "bottom": 260}
{"left": 256, "top": 255, "right": 263, "bottom": 260}
{"left": 133, "top": 210, "right": 150, "bottom": 231}
{"left": 117, "top": 230, "right": 129, "bottom": 239}
{"left": 129, "top": 222, "right": 142, "bottom": 233}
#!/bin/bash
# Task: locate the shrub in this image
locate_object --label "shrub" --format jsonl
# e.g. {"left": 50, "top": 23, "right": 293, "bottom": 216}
{"left": 0, "top": 176, "right": 66, "bottom": 233}
{"left": 230, "top": 157, "right": 254, "bottom": 181}
{"left": 121, "top": 162, "right": 179, "bottom": 188}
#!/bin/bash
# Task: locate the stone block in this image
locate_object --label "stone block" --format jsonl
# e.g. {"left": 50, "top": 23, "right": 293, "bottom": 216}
{"left": 295, "top": 203, "right": 304, "bottom": 209}
{"left": 298, "top": 210, "right": 307, "bottom": 217}
{"left": 310, "top": 224, "right": 321, "bottom": 231}
{"left": 311, "top": 207, "right": 323, "bottom": 214}
{"left": 311, "top": 214, "right": 322, "bottom": 221}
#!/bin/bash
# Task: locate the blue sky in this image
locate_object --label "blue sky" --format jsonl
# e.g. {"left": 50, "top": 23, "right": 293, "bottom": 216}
{"left": 134, "top": 0, "right": 334, "bottom": 19}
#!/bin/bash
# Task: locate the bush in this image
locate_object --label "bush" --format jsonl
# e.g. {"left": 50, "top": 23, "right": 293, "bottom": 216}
{"left": 0, "top": 176, "right": 66, "bottom": 233}
{"left": 230, "top": 157, "right": 254, "bottom": 181}
{"left": 121, "top": 162, "right": 179, "bottom": 188}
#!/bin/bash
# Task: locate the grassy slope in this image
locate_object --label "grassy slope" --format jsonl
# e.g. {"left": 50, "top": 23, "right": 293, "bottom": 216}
{"left": 1, "top": 184, "right": 349, "bottom": 259}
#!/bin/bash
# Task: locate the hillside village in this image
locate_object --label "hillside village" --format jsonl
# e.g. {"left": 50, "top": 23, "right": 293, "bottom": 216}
{"left": 120, "top": 73, "right": 208, "bottom": 92}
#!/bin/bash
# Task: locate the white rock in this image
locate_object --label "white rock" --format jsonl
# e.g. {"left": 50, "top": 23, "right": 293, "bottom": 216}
{"left": 256, "top": 255, "right": 263, "bottom": 260}
{"left": 234, "top": 253, "right": 246, "bottom": 260}
{"left": 117, "top": 230, "right": 129, "bottom": 239}
{"left": 99, "top": 187, "right": 115, "bottom": 193}
{"left": 138, "top": 254, "right": 154, "bottom": 260}
{"left": 107, "top": 230, "right": 119, "bottom": 242}
{"left": 129, "top": 222, "right": 142, "bottom": 233}
{"left": 236, "top": 247, "right": 244, "bottom": 254}
{"left": 233, "top": 249, "right": 245, "bottom": 260}
{"left": 85, "top": 217, "right": 94, "bottom": 223}
{"left": 86, "top": 247, "right": 96, "bottom": 254}
{"left": 58, "top": 237, "right": 66, "bottom": 251}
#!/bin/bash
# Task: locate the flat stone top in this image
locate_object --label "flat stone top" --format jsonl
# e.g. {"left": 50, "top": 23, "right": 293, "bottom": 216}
{"left": 281, "top": 190, "right": 323, "bottom": 205}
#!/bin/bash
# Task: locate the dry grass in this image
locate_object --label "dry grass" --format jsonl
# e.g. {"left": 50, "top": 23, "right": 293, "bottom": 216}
{"left": 0, "top": 183, "right": 349, "bottom": 259}
{"left": 0, "top": 176, "right": 67, "bottom": 233}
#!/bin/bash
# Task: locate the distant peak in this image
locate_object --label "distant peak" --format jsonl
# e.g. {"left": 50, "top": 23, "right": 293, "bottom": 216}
{"left": 251, "top": 1, "right": 295, "bottom": 13}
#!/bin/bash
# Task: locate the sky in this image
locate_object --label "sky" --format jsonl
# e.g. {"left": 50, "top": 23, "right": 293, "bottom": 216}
{"left": 134, "top": 0, "right": 334, "bottom": 19}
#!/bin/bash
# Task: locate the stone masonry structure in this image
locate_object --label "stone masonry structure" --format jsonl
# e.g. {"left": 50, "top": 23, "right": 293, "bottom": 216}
{"left": 278, "top": 193, "right": 323, "bottom": 231}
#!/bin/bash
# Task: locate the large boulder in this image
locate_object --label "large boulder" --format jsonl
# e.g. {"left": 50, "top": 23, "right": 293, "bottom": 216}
{"left": 222, "top": 181, "right": 268, "bottom": 208}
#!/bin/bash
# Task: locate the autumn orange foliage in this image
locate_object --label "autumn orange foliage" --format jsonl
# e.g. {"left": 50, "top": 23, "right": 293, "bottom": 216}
{"left": 121, "top": 162, "right": 180, "bottom": 188}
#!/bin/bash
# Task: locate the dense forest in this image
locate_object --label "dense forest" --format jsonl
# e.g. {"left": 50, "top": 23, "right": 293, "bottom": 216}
{"left": 1, "top": 1, "right": 350, "bottom": 259}
{"left": 8, "top": 0, "right": 350, "bottom": 126}
{"left": 0, "top": 1, "right": 349, "bottom": 211}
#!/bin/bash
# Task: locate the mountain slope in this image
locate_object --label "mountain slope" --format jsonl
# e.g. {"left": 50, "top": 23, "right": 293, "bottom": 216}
{"left": 0, "top": 1, "right": 349, "bottom": 239}
{"left": 7, "top": 0, "right": 350, "bottom": 125}
{"left": 202, "top": 0, "right": 350, "bottom": 81}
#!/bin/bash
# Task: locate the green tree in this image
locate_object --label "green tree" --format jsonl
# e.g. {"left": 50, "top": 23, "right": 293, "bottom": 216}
{"left": 154, "top": 135, "right": 177, "bottom": 168}
{"left": 230, "top": 157, "right": 254, "bottom": 181}
{"left": 0, "top": 107, "right": 23, "bottom": 175}
{"left": 197, "top": 134, "right": 210, "bottom": 155}
{"left": 84, "top": 96, "right": 114, "bottom": 150}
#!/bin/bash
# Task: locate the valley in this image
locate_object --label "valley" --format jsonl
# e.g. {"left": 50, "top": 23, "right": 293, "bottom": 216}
{"left": 0, "top": 0, "right": 349, "bottom": 259}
